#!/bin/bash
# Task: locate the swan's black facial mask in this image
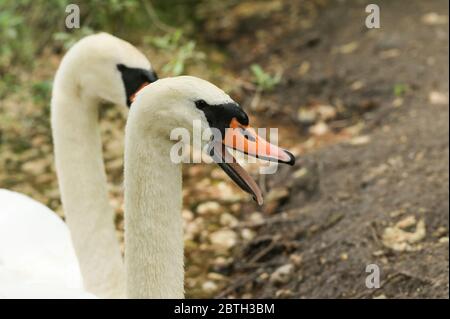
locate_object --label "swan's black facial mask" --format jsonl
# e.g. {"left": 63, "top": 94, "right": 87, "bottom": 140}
{"left": 195, "top": 100, "right": 296, "bottom": 206}
{"left": 117, "top": 64, "right": 158, "bottom": 107}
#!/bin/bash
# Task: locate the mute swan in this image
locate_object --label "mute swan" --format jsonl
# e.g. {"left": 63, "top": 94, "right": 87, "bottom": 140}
{"left": 0, "top": 33, "right": 157, "bottom": 298}
{"left": 123, "top": 76, "right": 294, "bottom": 298}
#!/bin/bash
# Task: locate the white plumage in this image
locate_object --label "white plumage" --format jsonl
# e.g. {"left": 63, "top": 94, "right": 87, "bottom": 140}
{"left": 0, "top": 189, "right": 94, "bottom": 298}
{"left": 0, "top": 33, "right": 153, "bottom": 298}
{"left": 0, "top": 33, "right": 292, "bottom": 299}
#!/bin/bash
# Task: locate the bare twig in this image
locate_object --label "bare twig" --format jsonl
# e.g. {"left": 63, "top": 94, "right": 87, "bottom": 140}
{"left": 233, "top": 211, "right": 297, "bottom": 229}
{"left": 216, "top": 272, "right": 260, "bottom": 298}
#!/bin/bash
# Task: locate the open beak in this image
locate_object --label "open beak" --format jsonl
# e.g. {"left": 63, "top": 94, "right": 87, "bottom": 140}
{"left": 209, "top": 118, "right": 295, "bottom": 206}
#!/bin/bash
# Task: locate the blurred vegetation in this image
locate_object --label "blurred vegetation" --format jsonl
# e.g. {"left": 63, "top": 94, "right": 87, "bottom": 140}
{"left": 250, "top": 64, "right": 281, "bottom": 92}
{"left": 0, "top": 0, "right": 221, "bottom": 101}
{"left": 0, "top": 0, "right": 209, "bottom": 73}
{"left": 393, "top": 83, "right": 409, "bottom": 97}
{"left": 148, "top": 30, "right": 206, "bottom": 75}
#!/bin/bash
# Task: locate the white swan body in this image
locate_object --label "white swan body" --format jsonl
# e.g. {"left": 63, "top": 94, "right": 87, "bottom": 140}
{"left": 0, "top": 60, "right": 294, "bottom": 298}
{"left": 0, "top": 189, "right": 94, "bottom": 298}
{"left": 0, "top": 33, "right": 157, "bottom": 298}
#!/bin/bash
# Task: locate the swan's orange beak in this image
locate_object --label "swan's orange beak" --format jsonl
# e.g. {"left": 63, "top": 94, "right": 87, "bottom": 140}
{"left": 223, "top": 118, "right": 295, "bottom": 165}
{"left": 209, "top": 118, "right": 295, "bottom": 206}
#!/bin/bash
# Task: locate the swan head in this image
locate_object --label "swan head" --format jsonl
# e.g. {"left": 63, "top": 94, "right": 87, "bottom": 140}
{"left": 131, "top": 76, "right": 295, "bottom": 205}
{"left": 55, "top": 32, "right": 158, "bottom": 107}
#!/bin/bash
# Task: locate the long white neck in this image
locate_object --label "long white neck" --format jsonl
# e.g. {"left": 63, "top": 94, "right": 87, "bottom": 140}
{"left": 124, "top": 113, "right": 184, "bottom": 298}
{"left": 51, "top": 87, "right": 125, "bottom": 298}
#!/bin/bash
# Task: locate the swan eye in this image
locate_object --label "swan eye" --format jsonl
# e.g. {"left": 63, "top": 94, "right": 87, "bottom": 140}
{"left": 195, "top": 99, "right": 208, "bottom": 109}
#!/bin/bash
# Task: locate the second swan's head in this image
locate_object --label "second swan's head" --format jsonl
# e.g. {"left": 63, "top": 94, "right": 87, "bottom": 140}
{"left": 53, "top": 32, "right": 158, "bottom": 107}
{"left": 128, "top": 76, "right": 295, "bottom": 205}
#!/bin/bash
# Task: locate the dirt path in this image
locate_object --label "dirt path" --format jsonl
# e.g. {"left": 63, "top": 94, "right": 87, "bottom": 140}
{"left": 205, "top": 0, "right": 449, "bottom": 298}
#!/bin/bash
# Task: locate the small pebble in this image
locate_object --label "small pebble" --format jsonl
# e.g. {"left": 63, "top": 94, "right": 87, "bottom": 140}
{"left": 210, "top": 229, "right": 238, "bottom": 249}
{"left": 197, "top": 201, "right": 221, "bottom": 215}
{"left": 202, "top": 281, "right": 218, "bottom": 293}
{"left": 270, "top": 264, "right": 294, "bottom": 285}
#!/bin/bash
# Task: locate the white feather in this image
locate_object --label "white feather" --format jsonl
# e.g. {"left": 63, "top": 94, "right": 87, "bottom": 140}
{"left": 0, "top": 189, "right": 95, "bottom": 298}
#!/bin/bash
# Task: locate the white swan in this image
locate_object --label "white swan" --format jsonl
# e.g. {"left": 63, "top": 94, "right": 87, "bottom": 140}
{"left": 0, "top": 33, "right": 157, "bottom": 298}
{"left": 123, "top": 76, "right": 295, "bottom": 298}
{"left": 0, "top": 189, "right": 94, "bottom": 298}
{"left": 1, "top": 75, "right": 294, "bottom": 299}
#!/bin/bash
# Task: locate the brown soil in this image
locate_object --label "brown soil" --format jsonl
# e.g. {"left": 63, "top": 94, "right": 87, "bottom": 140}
{"left": 204, "top": 0, "right": 449, "bottom": 298}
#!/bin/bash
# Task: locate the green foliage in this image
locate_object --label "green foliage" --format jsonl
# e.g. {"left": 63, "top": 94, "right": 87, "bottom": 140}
{"left": 0, "top": 0, "right": 204, "bottom": 73}
{"left": 1, "top": 3, "right": 33, "bottom": 71}
{"left": 53, "top": 27, "right": 95, "bottom": 50}
{"left": 149, "top": 30, "right": 205, "bottom": 76}
{"left": 394, "top": 83, "right": 409, "bottom": 97}
{"left": 0, "top": 73, "right": 19, "bottom": 99}
{"left": 150, "top": 30, "right": 184, "bottom": 50}
{"left": 250, "top": 64, "right": 281, "bottom": 92}
{"left": 32, "top": 80, "right": 53, "bottom": 104}
{"left": 0, "top": 0, "right": 70, "bottom": 71}
{"left": 0, "top": 8, "right": 26, "bottom": 68}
